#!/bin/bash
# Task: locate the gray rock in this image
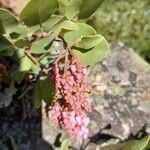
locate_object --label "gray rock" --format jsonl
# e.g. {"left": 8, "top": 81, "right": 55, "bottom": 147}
{"left": 42, "top": 42, "right": 150, "bottom": 149}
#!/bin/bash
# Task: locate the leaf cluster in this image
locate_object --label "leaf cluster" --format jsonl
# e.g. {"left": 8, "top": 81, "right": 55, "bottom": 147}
{"left": 0, "top": 0, "right": 109, "bottom": 108}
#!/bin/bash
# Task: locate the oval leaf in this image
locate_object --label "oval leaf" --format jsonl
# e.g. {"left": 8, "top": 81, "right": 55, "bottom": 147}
{"left": 78, "top": 0, "right": 105, "bottom": 19}
{"left": 0, "top": 49, "right": 14, "bottom": 57}
{"left": 0, "top": 34, "right": 14, "bottom": 51}
{"left": 42, "top": 15, "right": 64, "bottom": 32}
{"left": 20, "top": 0, "right": 59, "bottom": 26}
{"left": 0, "top": 9, "right": 18, "bottom": 34}
{"left": 131, "top": 135, "right": 150, "bottom": 150}
{"left": 20, "top": 56, "right": 32, "bottom": 71}
{"left": 73, "top": 38, "right": 109, "bottom": 66}
{"left": 50, "top": 19, "right": 79, "bottom": 37}
{"left": 10, "top": 25, "right": 28, "bottom": 40}
{"left": 64, "top": 23, "right": 96, "bottom": 43}
{"left": 41, "top": 78, "right": 55, "bottom": 105}
{"left": 76, "top": 35, "right": 104, "bottom": 49}
{"left": 33, "top": 79, "right": 42, "bottom": 109}
{"left": 101, "top": 135, "right": 150, "bottom": 150}
{"left": 14, "top": 39, "right": 30, "bottom": 48}
{"left": 33, "top": 78, "right": 54, "bottom": 108}
{"left": 61, "top": 139, "right": 69, "bottom": 150}
{"left": 30, "top": 36, "right": 54, "bottom": 54}
{"left": 58, "top": 0, "right": 82, "bottom": 20}
{"left": 58, "top": 20, "right": 79, "bottom": 36}
{"left": 14, "top": 71, "right": 26, "bottom": 84}
{"left": 0, "top": 34, "right": 14, "bottom": 56}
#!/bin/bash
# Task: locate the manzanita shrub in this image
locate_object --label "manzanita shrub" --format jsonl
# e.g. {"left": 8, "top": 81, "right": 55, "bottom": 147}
{"left": 0, "top": 0, "right": 109, "bottom": 140}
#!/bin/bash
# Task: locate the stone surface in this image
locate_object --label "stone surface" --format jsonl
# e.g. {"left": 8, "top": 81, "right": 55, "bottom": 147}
{"left": 0, "top": 39, "right": 150, "bottom": 149}
{"left": 41, "top": 42, "right": 150, "bottom": 149}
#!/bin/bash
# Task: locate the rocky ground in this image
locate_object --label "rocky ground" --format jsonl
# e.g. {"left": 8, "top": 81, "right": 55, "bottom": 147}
{"left": 0, "top": 1, "right": 150, "bottom": 149}
{"left": 1, "top": 41, "right": 150, "bottom": 150}
{"left": 42, "top": 42, "right": 150, "bottom": 150}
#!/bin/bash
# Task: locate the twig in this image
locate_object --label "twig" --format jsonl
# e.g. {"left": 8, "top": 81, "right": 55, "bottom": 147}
{"left": 24, "top": 49, "right": 50, "bottom": 75}
{"left": 18, "top": 86, "right": 31, "bottom": 100}
{"left": 54, "top": 53, "right": 66, "bottom": 64}
{"left": 24, "top": 49, "right": 41, "bottom": 67}
{"left": 64, "top": 51, "right": 68, "bottom": 75}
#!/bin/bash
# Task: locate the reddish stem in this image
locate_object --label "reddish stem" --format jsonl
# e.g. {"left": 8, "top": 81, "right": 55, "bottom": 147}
{"left": 24, "top": 49, "right": 50, "bottom": 75}
{"left": 54, "top": 53, "right": 65, "bottom": 65}
{"left": 63, "top": 51, "right": 68, "bottom": 76}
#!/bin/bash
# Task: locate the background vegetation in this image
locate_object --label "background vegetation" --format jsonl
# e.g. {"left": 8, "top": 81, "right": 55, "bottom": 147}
{"left": 89, "top": 0, "right": 150, "bottom": 62}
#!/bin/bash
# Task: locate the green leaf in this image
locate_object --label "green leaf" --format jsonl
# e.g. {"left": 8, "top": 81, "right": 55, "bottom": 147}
{"left": 14, "top": 71, "right": 26, "bottom": 84}
{"left": 9, "top": 25, "right": 28, "bottom": 40}
{"left": 0, "top": 8, "right": 18, "bottom": 34}
{"left": 42, "top": 15, "right": 64, "bottom": 32}
{"left": 16, "top": 48, "right": 25, "bottom": 59}
{"left": 33, "top": 78, "right": 54, "bottom": 108}
{"left": 41, "top": 78, "right": 55, "bottom": 105}
{"left": 64, "top": 24, "right": 109, "bottom": 66}
{"left": 76, "top": 35, "right": 104, "bottom": 49}
{"left": 14, "top": 39, "right": 30, "bottom": 48}
{"left": 0, "top": 34, "right": 14, "bottom": 51}
{"left": 61, "top": 139, "right": 69, "bottom": 150}
{"left": 30, "top": 35, "right": 55, "bottom": 54}
{"left": 0, "top": 9, "right": 27, "bottom": 36}
{"left": 29, "top": 15, "right": 64, "bottom": 34}
{"left": 101, "top": 135, "right": 150, "bottom": 150}
{"left": 58, "top": 0, "right": 82, "bottom": 20}
{"left": 73, "top": 38, "right": 109, "bottom": 66}
{"left": 78, "top": 0, "right": 105, "bottom": 19}
{"left": 32, "top": 20, "right": 79, "bottom": 46}
{"left": 20, "top": 56, "right": 32, "bottom": 71}
{"left": 0, "top": 34, "right": 14, "bottom": 56}
{"left": 52, "top": 19, "right": 79, "bottom": 36}
{"left": 64, "top": 23, "right": 96, "bottom": 43}
{"left": 20, "top": 0, "right": 59, "bottom": 26}
{"left": 33, "top": 79, "right": 42, "bottom": 109}
{"left": 131, "top": 135, "right": 150, "bottom": 150}
{"left": 0, "top": 49, "right": 14, "bottom": 57}
{"left": 15, "top": 49, "right": 31, "bottom": 83}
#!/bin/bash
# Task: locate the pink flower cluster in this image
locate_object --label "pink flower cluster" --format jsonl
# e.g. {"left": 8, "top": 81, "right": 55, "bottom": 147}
{"left": 50, "top": 56, "right": 92, "bottom": 139}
